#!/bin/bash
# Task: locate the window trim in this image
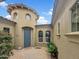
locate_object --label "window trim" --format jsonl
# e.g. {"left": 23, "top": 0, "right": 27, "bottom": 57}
{"left": 45, "top": 31, "right": 51, "bottom": 42}
{"left": 38, "top": 30, "right": 43, "bottom": 42}
{"left": 25, "top": 14, "right": 31, "bottom": 20}
{"left": 13, "top": 12, "right": 18, "bottom": 20}
{"left": 71, "top": 1, "right": 79, "bottom": 32}
{"left": 3, "top": 27, "right": 10, "bottom": 33}
{"left": 57, "top": 22, "right": 60, "bottom": 35}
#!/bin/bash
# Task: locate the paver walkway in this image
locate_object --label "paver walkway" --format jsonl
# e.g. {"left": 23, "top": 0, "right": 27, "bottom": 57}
{"left": 9, "top": 47, "right": 51, "bottom": 59}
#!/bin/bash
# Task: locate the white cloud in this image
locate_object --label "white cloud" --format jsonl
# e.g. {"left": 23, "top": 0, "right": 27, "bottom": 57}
{"left": 42, "top": 8, "right": 53, "bottom": 16}
{"left": 37, "top": 16, "right": 48, "bottom": 25}
{"left": 0, "top": 1, "right": 8, "bottom": 7}
{"left": 48, "top": 11, "right": 52, "bottom": 15}
{"left": 5, "top": 15, "right": 11, "bottom": 20}
{"left": 48, "top": 8, "right": 53, "bottom": 15}
{"left": 50, "top": 8, "right": 53, "bottom": 11}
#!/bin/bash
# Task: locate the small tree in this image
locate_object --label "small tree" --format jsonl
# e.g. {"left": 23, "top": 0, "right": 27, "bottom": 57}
{"left": 0, "top": 31, "right": 13, "bottom": 59}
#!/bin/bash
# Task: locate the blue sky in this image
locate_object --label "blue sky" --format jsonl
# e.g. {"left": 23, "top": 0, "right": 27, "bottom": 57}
{"left": 0, "top": 0, "right": 55, "bottom": 24}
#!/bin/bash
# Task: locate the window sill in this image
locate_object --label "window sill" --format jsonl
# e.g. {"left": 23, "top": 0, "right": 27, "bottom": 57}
{"left": 65, "top": 32, "right": 79, "bottom": 36}
{"left": 56, "top": 34, "right": 60, "bottom": 36}
{"left": 69, "top": 40, "right": 79, "bottom": 44}
{"left": 38, "top": 42, "right": 48, "bottom": 43}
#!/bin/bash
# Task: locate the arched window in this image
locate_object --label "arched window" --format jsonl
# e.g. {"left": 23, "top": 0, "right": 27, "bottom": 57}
{"left": 13, "top": 12, "right": 18, "bottom": 20}
{"left": 45, "top": 31, "right": 51, "bottom": 42}
{"left": 38, "top": 31, "right": 43, "bottom": 42}
{"left": 25, "top": 14, "right": 31, "bottom": 20}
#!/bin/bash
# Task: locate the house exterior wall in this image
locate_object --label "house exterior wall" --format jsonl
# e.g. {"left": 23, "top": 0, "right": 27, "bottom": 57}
{"left": 0, "top": 4, "right": 52, "bottom": 48}
{"left": 0, "top": 20, "right": 15, "bottom": 46}
{"left": 35, "top": 25, "right": 52, "bottom": 46}
{"left": 52, "top": 0, "right": 79, "bottom": 59}
{"left": 10, "top": 8, "right": 38, "bottom": 48}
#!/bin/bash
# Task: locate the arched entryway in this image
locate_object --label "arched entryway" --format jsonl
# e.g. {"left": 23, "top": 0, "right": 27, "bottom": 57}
{"left": 23, "top": 27, "right": 33, "bottom": 48}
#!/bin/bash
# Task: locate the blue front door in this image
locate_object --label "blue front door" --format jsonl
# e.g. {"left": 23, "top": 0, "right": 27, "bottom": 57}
{"left": 24, "top": 28, "right": 31, "bottom": 47}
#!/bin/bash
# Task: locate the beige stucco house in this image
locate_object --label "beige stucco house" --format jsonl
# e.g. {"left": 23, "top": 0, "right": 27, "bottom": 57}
{"left": 52, "top": 0, "right": 79, "bottom": 59}
{"left": 0, "top": 4, "right": 51, "bottom": 48}
{"left": 1, "top": 1, "right": 79, "bottom": 59}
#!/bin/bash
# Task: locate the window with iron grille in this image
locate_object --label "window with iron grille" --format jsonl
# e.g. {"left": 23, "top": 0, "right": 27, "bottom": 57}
{"left": 38, "top": 31, "right": 43, "bottom": 42}
{"left": 45, "top": 31, "right": 51, "bottom": 42}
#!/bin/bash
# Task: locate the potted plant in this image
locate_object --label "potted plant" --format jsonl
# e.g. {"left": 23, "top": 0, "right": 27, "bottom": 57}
{"left": 47, "top": 42, "right": 58, "bottom": 59}
{"left": 0, "top": 31, "right": 13, "bottom": 59}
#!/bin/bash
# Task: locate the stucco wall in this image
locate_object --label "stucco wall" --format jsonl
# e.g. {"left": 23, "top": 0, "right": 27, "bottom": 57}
{"left": 36, "top": 25, "right": 52, "bottom": 46}
{"left": 11, "top": 8, "right": 38, "bottom": 48}
{"left": 53, "top": 0, "right": 79, "bottom": 59}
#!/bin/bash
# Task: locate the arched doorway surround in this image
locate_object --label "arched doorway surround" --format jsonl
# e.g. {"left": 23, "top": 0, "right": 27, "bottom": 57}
{"left": 22, "top": 27, "right": 33, "bottom": 48}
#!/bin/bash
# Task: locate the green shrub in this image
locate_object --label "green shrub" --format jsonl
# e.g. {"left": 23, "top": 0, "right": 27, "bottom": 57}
{"left": 47, "top": 42, "right": 58, "bottom": 57}
{"left": 0, "top": 31, "right": 13, "bottom": 59}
